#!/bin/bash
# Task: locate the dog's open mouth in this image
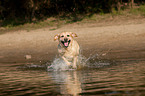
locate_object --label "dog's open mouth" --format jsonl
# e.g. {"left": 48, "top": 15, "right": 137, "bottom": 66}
{"left": 61, "top": 40, "right": 71, "bottom": 48}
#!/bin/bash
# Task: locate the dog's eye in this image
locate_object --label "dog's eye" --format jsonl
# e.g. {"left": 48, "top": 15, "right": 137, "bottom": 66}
{"left": 61, "top": 35, "right": 64, "bottom": 37}
{"left": 67, "top": 35, "right": 70, "bottom": 37}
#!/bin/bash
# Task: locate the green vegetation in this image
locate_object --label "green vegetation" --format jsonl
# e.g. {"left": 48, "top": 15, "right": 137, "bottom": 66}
{"left": 130, "top": 4, "right": 145, "bottom": 15}
{"left": 0, "top": 0, "right": 145, "bottom": 33}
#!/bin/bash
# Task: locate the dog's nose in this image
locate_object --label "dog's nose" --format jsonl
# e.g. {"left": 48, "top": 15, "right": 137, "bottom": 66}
{"left": 64, "top": 38, "right": 68, "bottom": 42}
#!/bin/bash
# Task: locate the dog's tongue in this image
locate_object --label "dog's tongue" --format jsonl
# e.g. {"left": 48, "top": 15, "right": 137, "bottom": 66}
{"left": 64, "top": 42, "right": 68, "bottom": 47}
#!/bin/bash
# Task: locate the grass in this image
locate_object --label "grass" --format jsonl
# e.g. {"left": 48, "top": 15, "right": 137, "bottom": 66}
{"left": 0, "top": 4, "right": 145, "bottom": 34}
{"left": 82, "top": 4, "right": 145, "bottom": 22}
{"left": 130, "top": 4, "right": 145, "bottom": 16}
{"left": 0, "top": 17, "right": 60, "bottom": 31}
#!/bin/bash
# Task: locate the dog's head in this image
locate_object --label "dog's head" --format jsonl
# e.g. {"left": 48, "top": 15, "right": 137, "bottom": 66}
{"left": 54, "top": 32, "right": 78, "bottom": 48}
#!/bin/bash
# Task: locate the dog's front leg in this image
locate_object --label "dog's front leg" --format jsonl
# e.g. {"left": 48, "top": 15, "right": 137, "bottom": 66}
{"left": 73, "top": 56, "right": 78, "bottom": 68}
{"left": 62, "top": 56, "right": 71, "bottom": 66}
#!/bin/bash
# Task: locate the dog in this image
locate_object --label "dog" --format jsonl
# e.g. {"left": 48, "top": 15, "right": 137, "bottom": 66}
{"left": 54, "top": 32, "right": 80, "bottom": 68}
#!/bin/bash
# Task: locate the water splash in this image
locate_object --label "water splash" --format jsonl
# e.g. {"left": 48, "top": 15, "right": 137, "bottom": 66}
{"left": 16, "top": 51, "right": 111, "bottom": 71}
{"left": 47, "top": 52, "right": 111, "bottom": 71}
{"left": 47, "top": 55, "right": 87, "bottom": 71}
{"left": 47, "top": 58, "right": 70, "bottom": 71}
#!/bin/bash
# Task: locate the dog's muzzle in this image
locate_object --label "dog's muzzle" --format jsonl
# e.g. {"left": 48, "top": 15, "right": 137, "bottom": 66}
{"left": 61, "top": 38, "right": 71, "bottom": 48}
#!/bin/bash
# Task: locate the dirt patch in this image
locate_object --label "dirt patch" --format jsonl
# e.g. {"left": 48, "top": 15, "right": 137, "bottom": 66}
{"left": 0, "top": 17, "right": 145, "bottom": 63}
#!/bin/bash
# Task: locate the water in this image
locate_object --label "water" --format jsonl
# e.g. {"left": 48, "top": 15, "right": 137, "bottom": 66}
{"left": 47, "top": 53, "right": 111, "bottom": 71}
{"left": 0, "top": 54, "right": 145, "bottom": 95}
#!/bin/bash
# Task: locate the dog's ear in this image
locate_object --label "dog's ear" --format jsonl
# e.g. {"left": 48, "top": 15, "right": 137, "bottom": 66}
{"left": 71, "top": 32, "right": 78, "bottom": 37}
{"left": 54, "top": 34, "right": 59, "bottom": 41}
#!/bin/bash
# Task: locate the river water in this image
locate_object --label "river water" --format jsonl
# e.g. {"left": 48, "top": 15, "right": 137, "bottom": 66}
{"left": 0, "top": 56, "right": 145, "bottom": 95}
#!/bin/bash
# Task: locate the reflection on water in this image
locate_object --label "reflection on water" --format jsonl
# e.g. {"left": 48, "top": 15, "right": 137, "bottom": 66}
{"left": 51, "top": 71, "right": 82, "bottom": 96}
{"left": 0, "top": 60, "right": 145, "bottom": 95}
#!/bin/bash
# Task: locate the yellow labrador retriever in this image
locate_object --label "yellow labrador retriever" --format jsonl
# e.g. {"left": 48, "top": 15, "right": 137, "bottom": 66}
{"left": 54, "top": 32, "right": 80, "bottom": 68}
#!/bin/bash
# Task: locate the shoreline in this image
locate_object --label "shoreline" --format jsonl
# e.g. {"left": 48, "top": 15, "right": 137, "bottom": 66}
{"left": 0, "top": 19, "right": 145, "bottom": 63}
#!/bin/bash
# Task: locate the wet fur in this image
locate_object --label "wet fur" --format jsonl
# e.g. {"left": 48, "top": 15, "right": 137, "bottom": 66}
{"left": 54, "top": 32, "right": 80, "bottom": 68}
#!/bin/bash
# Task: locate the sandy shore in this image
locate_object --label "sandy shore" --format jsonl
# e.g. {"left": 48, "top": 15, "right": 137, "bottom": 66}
{"left": 0, "top": 18, "right": 145, "bottom": 63}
